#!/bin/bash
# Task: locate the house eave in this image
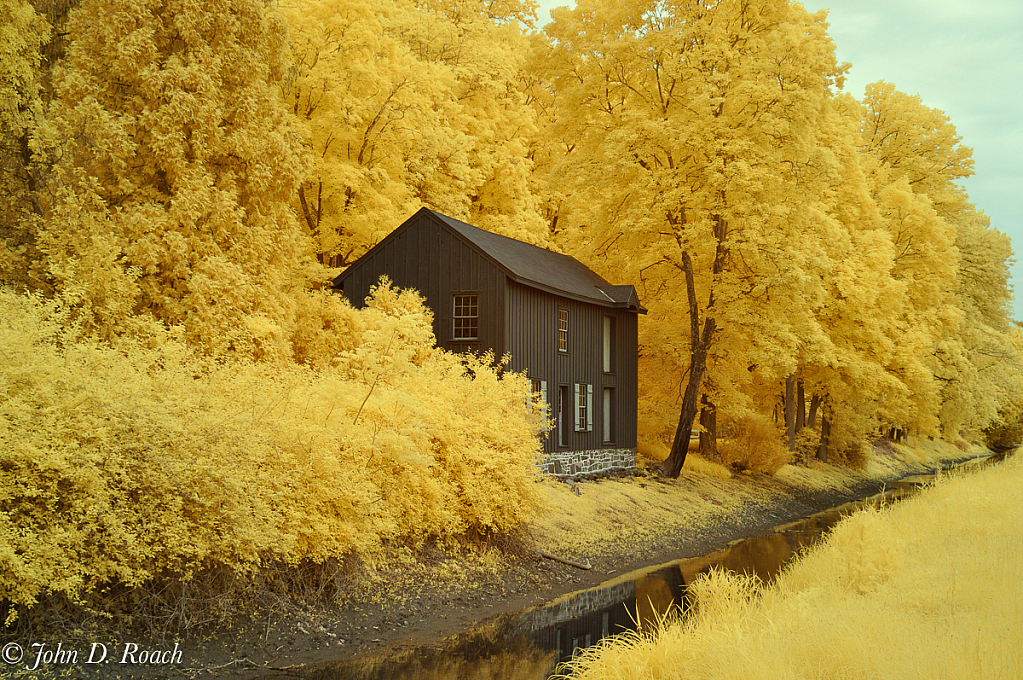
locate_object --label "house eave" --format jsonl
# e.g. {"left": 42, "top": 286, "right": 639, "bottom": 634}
{"left": 507, "top": 275, "right": 646, "bottom": 313}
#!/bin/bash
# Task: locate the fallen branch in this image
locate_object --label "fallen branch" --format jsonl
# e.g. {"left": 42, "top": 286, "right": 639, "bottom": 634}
{"left": 538, "top": 550, "right": 592, "bottom": 570}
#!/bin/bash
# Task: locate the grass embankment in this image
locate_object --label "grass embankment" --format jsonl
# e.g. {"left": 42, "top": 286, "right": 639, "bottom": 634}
{"left": 554, "top": 449, "right": 1023, "bottom": 680}
{"left": 530, "top": 436, "right": 978, "bottom": 567}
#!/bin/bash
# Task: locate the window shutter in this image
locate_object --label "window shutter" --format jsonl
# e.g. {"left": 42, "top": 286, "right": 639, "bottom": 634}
{"left": 586, "top": 384, "right": 594, "bottom": 432}
{"left": 541, "top": 381, "right": 548, "bottom": 418}
{"left": 574, "top": 383, "right": 582, "bottom": 432}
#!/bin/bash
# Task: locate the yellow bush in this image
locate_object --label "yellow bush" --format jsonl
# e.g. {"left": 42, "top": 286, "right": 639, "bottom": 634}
{"left": 0, "top": 283, "right": 546, "bottom": 620}
{"left": 716, "top": 414, "right": 790, "bottom": 474}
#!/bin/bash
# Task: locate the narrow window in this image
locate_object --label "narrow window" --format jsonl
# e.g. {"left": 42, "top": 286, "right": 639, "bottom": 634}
{"left": 603, "top": 316, "right": 615, "bottom": 373}
{"left": 558, "top": 308, "right": 568, "bottom": 352}
{"left": 530, "top": 379, "right": 548, "bottom": 417}
{"left": 453, "top": 294, "right": 478, "bottom": 340}
{"left": 558, "top": 386, "right": 569, "bottom": 447}
{"left": 603, "top": 387, "right": 614, "bottom": 443}
{"left": 587, "top": 384, "right": 593, "bottom": 431}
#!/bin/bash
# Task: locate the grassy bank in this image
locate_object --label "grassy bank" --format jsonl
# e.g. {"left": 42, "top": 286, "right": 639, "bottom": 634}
{"left": 554, "top": 448, "right": 1022, "bottom": 680}
{"left": 530, "top": 436, "right": 980, "bottom": 567}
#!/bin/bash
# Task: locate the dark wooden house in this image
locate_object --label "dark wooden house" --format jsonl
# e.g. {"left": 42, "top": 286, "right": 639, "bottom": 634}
{"left": 333, "top": 208, "right": 645, "bottom": 477}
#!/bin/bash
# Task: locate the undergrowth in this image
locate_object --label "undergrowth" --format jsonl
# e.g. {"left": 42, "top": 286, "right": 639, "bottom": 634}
{"left": 0, "top": 283, "right": 547, "bottom": 637}
{"left": 716, "top": 414, "right": 790, "bottom": 474}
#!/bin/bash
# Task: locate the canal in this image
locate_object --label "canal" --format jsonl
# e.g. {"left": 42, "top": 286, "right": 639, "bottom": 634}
{"left": 257, "top": 456, "right": 1001, "bottom": 679}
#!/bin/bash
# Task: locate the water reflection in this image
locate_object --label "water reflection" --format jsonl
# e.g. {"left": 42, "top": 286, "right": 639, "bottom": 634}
{"left": 270, "top": 487, "right": 926, "bottom": 680}
{"left": 291, "top": 631, "right": 555, "bottom": 680}
{"left": 520, "top": 564, "right": 692, "bottom": 669}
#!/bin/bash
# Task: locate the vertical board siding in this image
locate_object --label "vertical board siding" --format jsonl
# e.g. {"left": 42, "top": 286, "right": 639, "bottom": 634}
{"left": 506, "top": 281, "right": 638, "bottom": 455}
{"left": 338, "top": 211, "right": 638, "bottom": 459}
{"left": 338, "top": 212, "right": 506, "bottom": 357}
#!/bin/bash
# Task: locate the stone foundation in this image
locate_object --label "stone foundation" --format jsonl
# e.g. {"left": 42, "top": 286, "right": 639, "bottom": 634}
{"left": 518, "top": 581, "right": 636, "bottom": 632}
{"left": 539, "top": 447, "right": 636, "bottom": 478}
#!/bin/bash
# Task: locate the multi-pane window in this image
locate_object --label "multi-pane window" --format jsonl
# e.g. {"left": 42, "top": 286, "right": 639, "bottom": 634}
{"left": 577, "top": 383, "right": 587, "bottom": 431}
{"left": 575, "top": 383, "right": 592, "bottom": 432}
{"left": 453, "top": 294, "right": 478, "bottom": 340}
{"left": 530, "top": 379, "right": 548, "bottom": 417}
{"left": 558, "top": 309, "right": 569, "bottom": 352}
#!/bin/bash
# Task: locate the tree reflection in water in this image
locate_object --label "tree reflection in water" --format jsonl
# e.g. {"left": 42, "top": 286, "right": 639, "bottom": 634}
{"left": 267, "top": 490, "right": 913, "bottom": 680}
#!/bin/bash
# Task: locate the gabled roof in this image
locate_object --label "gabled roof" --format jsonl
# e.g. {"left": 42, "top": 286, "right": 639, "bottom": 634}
{"left": 343, "top": 208, "right": 646, "bottom": 312}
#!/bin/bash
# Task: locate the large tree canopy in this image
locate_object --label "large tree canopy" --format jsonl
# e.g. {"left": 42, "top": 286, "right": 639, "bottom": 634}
{"left": 281, "top": 0, "right": 548, "bottom": 269}
{"left": 528, "top": 0, "right": 1021, "bottom": 473}
{"left": 1, "top": 0, "right": 1019, "bottom": 470}
{"left": 33, "top": 0, "right": 314, "bottom": 356}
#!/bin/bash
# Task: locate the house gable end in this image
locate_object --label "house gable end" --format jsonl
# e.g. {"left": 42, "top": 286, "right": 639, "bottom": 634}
{"left": 333, "top": 208, "right": 645, "bottom": 315}
{"left": 331, "top": 208, "right": 640, "bottom": 478}
{"left": 331, "top": 209, "right": 507, "bottom": 356}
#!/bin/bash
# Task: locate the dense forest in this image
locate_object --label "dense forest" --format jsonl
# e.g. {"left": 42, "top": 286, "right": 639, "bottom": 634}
{"left": 2, "top": 0, "right": 1021, "bottom": 626}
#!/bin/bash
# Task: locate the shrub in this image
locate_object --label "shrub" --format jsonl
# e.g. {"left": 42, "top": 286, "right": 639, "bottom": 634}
{"left": 0, "top": 283, "right": 546, "bottom": 626}
{"left": 716, "top": 414, "right": 790, "bottom": 474}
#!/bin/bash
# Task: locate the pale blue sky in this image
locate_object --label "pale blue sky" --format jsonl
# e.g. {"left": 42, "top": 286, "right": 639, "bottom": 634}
{"left": 532, "top": 0, "right": 1023, "bottom": 319}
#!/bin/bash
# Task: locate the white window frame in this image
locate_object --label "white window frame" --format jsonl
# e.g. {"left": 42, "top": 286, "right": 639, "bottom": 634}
{"left": 575, "top": 383, "right": 593, "bottom": 432}
{"left": 452, "top": 293, "right": 479, "bottom": 340}
{"left": 558, "top": 308, "right": 569, "bottom": 352}
{"left": 558, "top": 385, "right": 569, "bottom": 447}
{"left": 530, "top": 378, "right": 548, "bottom": 419}
{"left": 603, "top": 386, "right": 613, "bottom": 443}
{"left": 603, "top": 315, "right": 614, "bottom": 373}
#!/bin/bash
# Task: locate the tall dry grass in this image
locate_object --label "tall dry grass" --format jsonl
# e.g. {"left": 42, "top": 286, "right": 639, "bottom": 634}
{"left": 557, "top": 454, "right": 1023, "bottom": 680}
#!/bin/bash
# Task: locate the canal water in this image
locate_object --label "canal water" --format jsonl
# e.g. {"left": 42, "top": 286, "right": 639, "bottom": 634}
{"left": 277, "top": 459, "right": 998, "bottom": 679}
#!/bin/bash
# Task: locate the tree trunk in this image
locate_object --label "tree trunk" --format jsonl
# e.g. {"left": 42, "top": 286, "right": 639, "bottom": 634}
{"left": 297, "top": 183, "right": 320, "bottom": 236}
{"left": 808, "top": 394, "right": 821, "bottom": 431}
{"left": 785, "top": 375, "right": 796, "bottom": 451}
{"left": 663, "top": 213, "right": 726, "bottom": 479}
{"left": 818, "top": 417, "right": 830, "bottom": 462}
{"left": 699, "top": 395, "right": 717, "bottom": 459}
{"left": 662, "top": 251, "right": 715, "bottom": 478}
{"left": 796, "top": 380, "right": 805, "bottom": 432}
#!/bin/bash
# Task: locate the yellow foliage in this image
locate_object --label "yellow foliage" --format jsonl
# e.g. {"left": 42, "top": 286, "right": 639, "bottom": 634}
{"left": 534, "top": 1, "right": 1023, "bottom": 465}
{"left": 0, "top": 0, "right": 51, "bottom": 288}
{"left": 557, "top": 455, "right": 1023, "bottom": 680}
{"left": 29, "top": 0, "right": 316, "bottom": 359}
{"left": 717, "top": 414, "right": 790, "bottom": 475}
{"left": 0, "top": 283, "right": 545, "bottom": 616}
{"left": 281, "top": 0, "right": 548, "bottom": 269}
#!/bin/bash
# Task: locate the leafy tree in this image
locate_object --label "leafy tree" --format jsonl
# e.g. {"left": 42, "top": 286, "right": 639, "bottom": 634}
{"left": 535, "top": 0, "right": 848, "bottom": 476}
{"left": 35, "top": 0, "right": 312, "bottom": 356}
{"left": 0, "top": 0, "right": 51, "bottom": 288}
{"left": 858, "top": 82, "right": 1021, "bottom": 437}
{"left": 281, "top": 0, "right": 547, "bottom": 270}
